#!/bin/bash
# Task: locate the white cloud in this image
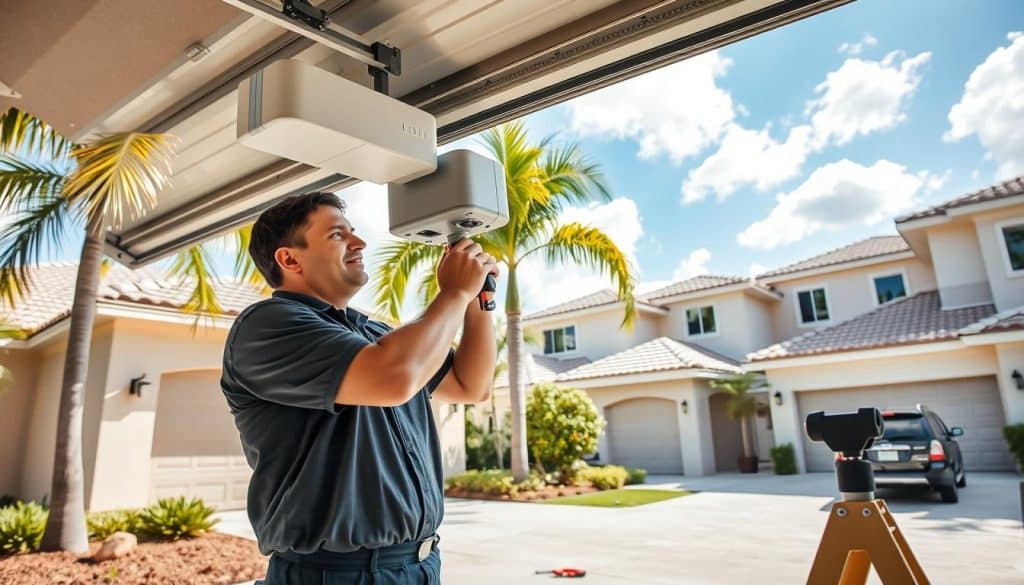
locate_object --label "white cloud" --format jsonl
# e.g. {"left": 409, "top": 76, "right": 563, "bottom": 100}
{"left": 517, "top": 197, "right": 645, "bottom": 313}
{"left": 671, "top": 248, "right": 712, "bottom": 281}
{"left": 944, "top": 32, "right": 1024, "bottom": 180}
{"left": 808, "top": 51, "right": 931, "bottom": 148}
{"left": 681, "top": 123, "right": 812, "bottom": 204}
{"left": 749, "top": 263, "right": 767, "bottom": 278}
{"left": 838, "top": 32, "right": 879, "bottom": 56}
{"left": 566, "top": 51, "right": 735, "bottom": 164}
{"left": 737, "top": 159, "right": 931, "bottom": 249}
{"left": 682, "top": 50, "right": 930, "bottom": 204}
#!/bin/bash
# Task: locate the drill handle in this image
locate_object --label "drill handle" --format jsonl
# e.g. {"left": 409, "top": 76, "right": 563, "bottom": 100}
{"left": 478, "top": 273, "right": 497, "bottom": 311}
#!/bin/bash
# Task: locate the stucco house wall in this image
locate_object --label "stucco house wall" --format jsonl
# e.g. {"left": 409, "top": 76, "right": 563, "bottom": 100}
{"left": 973, "top": 204, "right": 1024, "bottom": 311}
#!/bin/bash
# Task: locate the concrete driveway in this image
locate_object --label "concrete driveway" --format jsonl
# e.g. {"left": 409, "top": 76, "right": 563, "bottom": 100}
{"left": 217, "top": 472, "right": 1023, "bottom": 584}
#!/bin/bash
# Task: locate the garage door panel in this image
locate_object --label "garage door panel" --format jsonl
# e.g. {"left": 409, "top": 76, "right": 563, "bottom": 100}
{"left": 606, "top": 398, "right": 683, "bottom": 475}
{"left": 150, "top": 370, "right": 251, "bottom": 510}
{"left": 797, "top": 377, "right": 1012, "bottom": 472}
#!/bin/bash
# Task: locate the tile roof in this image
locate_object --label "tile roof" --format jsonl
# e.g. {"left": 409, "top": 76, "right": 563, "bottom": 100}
{"left": 557, "top": 337, "right": 740, "bottom": 382}
{"left": 747, "top": 291, "right": 996, "bottom": 361}
{"left": 960, "top": 306, "right": 1024, "bottom": 335}
{"left": 492, "top": 353, "right": 591, "bottom": 390}
{"left": 757, "top": 236, "right": 910, "bottom": 279}
{"left": 523, "top": 288, "right": 661, "bottom": 321}
{"left": 641, "top": 275, "right": 748, "bottom": 301}
{"left": 0, "top": 262, "right": 269, "bottom": 335}
{"left": 896, "top": 175, "right": 1024, "bottom": 223}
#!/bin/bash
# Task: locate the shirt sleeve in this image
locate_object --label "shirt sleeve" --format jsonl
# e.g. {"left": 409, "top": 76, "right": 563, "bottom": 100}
{"left": 426, "top": 348, "right": 456, "bottom": 397}
{"left": 226, "top": 302, "right": 370, "bottom": 413}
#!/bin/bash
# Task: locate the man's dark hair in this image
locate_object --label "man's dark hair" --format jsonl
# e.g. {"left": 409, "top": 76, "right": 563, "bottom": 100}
{"left": 249, "top": 191, "right": 346, "bottom": 288}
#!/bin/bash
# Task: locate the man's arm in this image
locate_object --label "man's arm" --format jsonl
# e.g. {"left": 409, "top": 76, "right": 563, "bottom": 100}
{"left": 335, "top": 239, "right": 494, "bottom": 407}
{"left": 433, "top": 299, "right": 497, "bottom": 404}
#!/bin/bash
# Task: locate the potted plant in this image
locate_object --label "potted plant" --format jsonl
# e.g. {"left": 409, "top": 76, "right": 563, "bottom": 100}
{"left": 710, "top": 373, "right": 769, "bottom": 473}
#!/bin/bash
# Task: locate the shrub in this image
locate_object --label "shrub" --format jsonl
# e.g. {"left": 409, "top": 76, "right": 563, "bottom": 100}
{"left": 0, "top": 502, "right": 47, "bottom": 554}
{"left": 0, "top": 495, "right": 17, "bottom": 508}
{"left": 445, "top": 470, "right": 543, "bottom": 497}
{"left": 1003, "top": 424, "right": 1024, "bottom": 471}
{"left": 770, "top": 443, "right": 798, "bottom": 475}
{"left": 465, "top": 409, "right": 511, "bottom": 471}
{"left": 526, "top": 383, "right": 605, "bottom": 483}
{"left": 578, "top": 465, "right": 628, "bottom": 490}
{"left": 87, "top": 509, "right": 143, "bottom": 540}
{"left": 138, "top": 497, "right": 218, "bottom": 540}
{"left": 625, "top": 468, "right": 647, "bottom": 485}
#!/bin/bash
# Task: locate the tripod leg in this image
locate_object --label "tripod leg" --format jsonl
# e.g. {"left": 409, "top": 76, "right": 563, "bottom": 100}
{"left": 808, "top": 504, "right": 858, "bottom": 585}
{"left": 874, "top": 502, "right": 929, "bottom": 585}
{"left": 838, "top": 550, "right": 871, "bottom": 585}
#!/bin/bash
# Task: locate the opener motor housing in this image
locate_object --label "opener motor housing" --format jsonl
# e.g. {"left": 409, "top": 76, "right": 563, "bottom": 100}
{"left": 388, "top": 149, "right": 509, "bottom": 244}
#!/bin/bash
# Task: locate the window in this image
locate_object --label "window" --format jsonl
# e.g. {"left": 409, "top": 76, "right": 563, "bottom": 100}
{"left": 686, "top": 305, "right": 717, "bottom": 336}
{"left": 1001, "top": 222, "right": 1024, "bottom": 273}
{"left": 873, "top": 273, "right": 907, "bottom": 304}
{"left": 543, "top": 325, "right": 576, "bottom": 354}
{"left": 797, "top": 288, "right": 830, "bottom": 324}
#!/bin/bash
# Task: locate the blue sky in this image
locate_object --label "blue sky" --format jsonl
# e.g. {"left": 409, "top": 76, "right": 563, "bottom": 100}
{"left": 44, "top": 0, "right": 1024, "bottom": 316}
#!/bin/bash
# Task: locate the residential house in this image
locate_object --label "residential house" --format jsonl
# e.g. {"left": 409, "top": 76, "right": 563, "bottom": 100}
{"left": 508, "top": 176, "right": 1023, "bottom": 476}
{"left": 0, "top": 264, "right": 467, "bottom": 511}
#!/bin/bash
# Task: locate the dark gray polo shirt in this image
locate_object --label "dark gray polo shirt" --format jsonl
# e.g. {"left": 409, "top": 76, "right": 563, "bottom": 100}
{"left": 220, "top": 290, "right": 453, "bottom": 556}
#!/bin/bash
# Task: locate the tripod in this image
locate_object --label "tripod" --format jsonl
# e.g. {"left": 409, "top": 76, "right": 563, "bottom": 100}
{"left": 805, "top": 409, "right": 930, "bottom": 585}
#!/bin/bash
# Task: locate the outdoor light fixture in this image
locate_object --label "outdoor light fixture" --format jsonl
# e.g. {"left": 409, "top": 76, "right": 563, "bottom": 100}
{"left": 1013, "top": 369, "right": 1024, "bottom": 390}
{"left": 680, "top": 400, "right": 688, "bottom": 414}
{"left": 129, "top": 374, "right": 151, "bottom": 397}
{"left": 774, "top": 391, "right": 783, "bottom": 406}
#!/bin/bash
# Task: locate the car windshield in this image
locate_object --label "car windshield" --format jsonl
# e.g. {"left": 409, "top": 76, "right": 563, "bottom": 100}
{"left": 881, "top": 415, "right": 929, "bottom": 441}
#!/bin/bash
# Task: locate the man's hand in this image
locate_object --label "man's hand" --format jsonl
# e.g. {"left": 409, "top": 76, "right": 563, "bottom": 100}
{"left": 437, "top": 239, "right": 497, "bottom": 303}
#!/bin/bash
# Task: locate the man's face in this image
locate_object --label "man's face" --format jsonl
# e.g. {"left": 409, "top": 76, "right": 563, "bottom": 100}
{"left": 291, "top": 205, "right": 368, "bottom": 294}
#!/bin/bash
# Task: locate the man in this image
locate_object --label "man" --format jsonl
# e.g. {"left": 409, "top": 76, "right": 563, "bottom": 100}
{"left": 220, "top": 191, "right": 497, "bottom": 584}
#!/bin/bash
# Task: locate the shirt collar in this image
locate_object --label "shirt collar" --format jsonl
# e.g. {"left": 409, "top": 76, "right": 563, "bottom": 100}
{"left": 272, "top": 289, "right": 368, "bottom": 325}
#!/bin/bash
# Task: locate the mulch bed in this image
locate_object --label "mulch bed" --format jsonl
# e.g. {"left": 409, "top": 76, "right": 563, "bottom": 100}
{"left": 0, "top": 533, "right": 268, "bottom": 585}
{"left": 445, "top": 484, "right": 601, "bottom": 502}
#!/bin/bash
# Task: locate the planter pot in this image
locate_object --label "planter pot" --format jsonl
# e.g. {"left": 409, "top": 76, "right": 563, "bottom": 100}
{"left": 738, "top": 455, "right": 759, "bottom": 474}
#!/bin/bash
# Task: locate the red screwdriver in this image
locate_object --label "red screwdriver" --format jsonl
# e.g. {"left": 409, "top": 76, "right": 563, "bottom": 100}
{"left": 535, "top": 568, "right": 587, "bottom": 578}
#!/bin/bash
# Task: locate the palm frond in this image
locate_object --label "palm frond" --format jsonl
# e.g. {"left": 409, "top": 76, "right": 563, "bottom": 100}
{"left": 709, "top": 373, "right": 768, "bottom": 420}
{"left": 0, "top": 155, "right": 68, "bottom": 213}
{"left": 227, "top": 225, "right": 270, "bottom": 293}
{"left": 370, "top": 239, "right": 443, "bottom": 321}
{"left": 63, "top": 132, "right": 175, "bottom": 229}
{"left": 0, "top": 193, "right": 72, "bottom": 304}
{"left": 0, "top": 319, "right": 27, "bottom": 340}
{"left": 99, "top": 257, "right": 113, "bottom": 281}
{"left": 541, "top": 222, "right": 637, "bottom": 329}
{"left": 0, "top": 108, "right": 72, "bottom": 159}
{"left": 415, "top": 264, "right": 441, "bottom": 310}
{"left": 168, "top": 244, "right": 223, "bottom": 316}
{"left": 542, "top": 141, "right": 612, "bottom": 204}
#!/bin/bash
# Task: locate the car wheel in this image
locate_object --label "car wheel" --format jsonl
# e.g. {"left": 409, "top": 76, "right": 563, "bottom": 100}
{"left": 939, "top": 483, "right": 958, "bottom": 503}
{"left": 956, "top": 468, "right": 967, "bottom": 488}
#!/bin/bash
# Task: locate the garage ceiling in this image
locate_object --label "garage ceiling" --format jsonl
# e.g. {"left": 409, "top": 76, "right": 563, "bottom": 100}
{"left": 1, "top": 0, "right": 850, "bottom": 267}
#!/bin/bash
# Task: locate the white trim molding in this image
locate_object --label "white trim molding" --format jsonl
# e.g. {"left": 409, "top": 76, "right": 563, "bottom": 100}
{"left": 683, "top": 302, "right": 720, "bottom": 339}
{"left": 792, "top": 283, "right": 833, "bottom": 328}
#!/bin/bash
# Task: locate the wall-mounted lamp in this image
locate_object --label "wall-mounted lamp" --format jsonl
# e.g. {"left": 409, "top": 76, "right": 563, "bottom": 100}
{"left": 129, "top": 374, "right": 151, "bottom": 398}
{"left": 1012, "top": 369, "right": 1024, "bottom": 390}
{"left": 773, "top": 391, "right": 783, "bottom": 406}
{"left": 450, "top": 404, "right": 459, "bottom": 414}
{"left": 680, "top": 399, "right": 688, "bottom": 414}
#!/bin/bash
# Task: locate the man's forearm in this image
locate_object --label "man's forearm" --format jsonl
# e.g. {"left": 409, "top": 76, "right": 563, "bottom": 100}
{"left": 451, "top": 302, "right": 497, "bottom": 401}
{"left": 376, "top": 290, "right": 470, "bottom": 393}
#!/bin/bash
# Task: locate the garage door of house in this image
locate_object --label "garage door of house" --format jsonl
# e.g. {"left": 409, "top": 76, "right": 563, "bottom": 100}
{"left": 797, "top": 376, "right": 1012, "bottom": 472}
{"left": 150, "top": 370, "right": 251, "bottom": 510}
{"left": 605, "top": 398, "right": 683, "bottom": 474}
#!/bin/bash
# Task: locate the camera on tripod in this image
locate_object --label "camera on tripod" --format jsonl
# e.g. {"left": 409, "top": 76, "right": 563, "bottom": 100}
{"left": 805, "top": 407, "right": 884, "bottom": 498}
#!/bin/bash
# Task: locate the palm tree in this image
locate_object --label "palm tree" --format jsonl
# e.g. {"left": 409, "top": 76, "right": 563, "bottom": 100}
{"left": 0, "top": 108, "right": 175, "bottom": 552}
{"left": 709, "top": 372, "right": 768, "bottom": 471}
{"left": 372, "top": 122, "right": 636, "bottom": 482}
{"left": 489, "top": 318, "right": 539, "bottom": 470}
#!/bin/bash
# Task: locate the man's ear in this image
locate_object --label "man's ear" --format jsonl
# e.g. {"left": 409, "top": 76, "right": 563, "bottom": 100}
{"left": 274, "top": 247, "right": 303, "bottom": 276}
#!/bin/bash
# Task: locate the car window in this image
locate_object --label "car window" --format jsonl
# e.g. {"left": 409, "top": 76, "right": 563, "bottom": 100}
{"left": 881, "top": 415, "right": 929, "bottom": 441}
{"left": 931, "top": 414, "right": 952, "bottom": 435}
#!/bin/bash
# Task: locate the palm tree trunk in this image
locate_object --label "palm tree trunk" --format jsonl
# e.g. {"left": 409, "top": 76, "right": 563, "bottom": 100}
{"left": 491, "top": 391, "right": 503, "bottom": 469}
{"left": 39, "top": 213, "right": 104, "bottom": 553}
{"left": 740, "top": 416, "right": 755, "bottom": 459}
{"left": 505, "top": 267, "right": 529, "bottom": 482}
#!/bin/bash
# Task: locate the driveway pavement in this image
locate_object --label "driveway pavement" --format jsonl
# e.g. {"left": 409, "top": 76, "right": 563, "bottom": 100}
{"left": 217, "top": 472, "right": 1024, "bottom": 584}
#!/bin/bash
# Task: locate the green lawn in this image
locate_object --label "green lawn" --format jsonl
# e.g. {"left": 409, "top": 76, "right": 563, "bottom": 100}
{"left": 541, "top": 489, "right": 692, "bottom": 507}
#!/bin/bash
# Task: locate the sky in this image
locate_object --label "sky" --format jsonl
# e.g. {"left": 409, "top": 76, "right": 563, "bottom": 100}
{"left": 44, "top": 0, "right": 1024, "bottom": 320}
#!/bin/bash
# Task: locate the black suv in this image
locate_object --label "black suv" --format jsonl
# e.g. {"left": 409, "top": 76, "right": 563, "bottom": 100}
{"left": 864, "top": 405, "right": 966, "bottom": 503}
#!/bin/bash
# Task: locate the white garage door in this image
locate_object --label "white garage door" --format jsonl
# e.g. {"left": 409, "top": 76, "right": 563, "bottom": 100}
{"left": 606, "top": 398, "right": 683, "bottom": 474}
{"left": 150, "top": 370, "right": 251, "bottom": 510}
{"left": 797, "top": 377, "right": 1012, "bottom": 472}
